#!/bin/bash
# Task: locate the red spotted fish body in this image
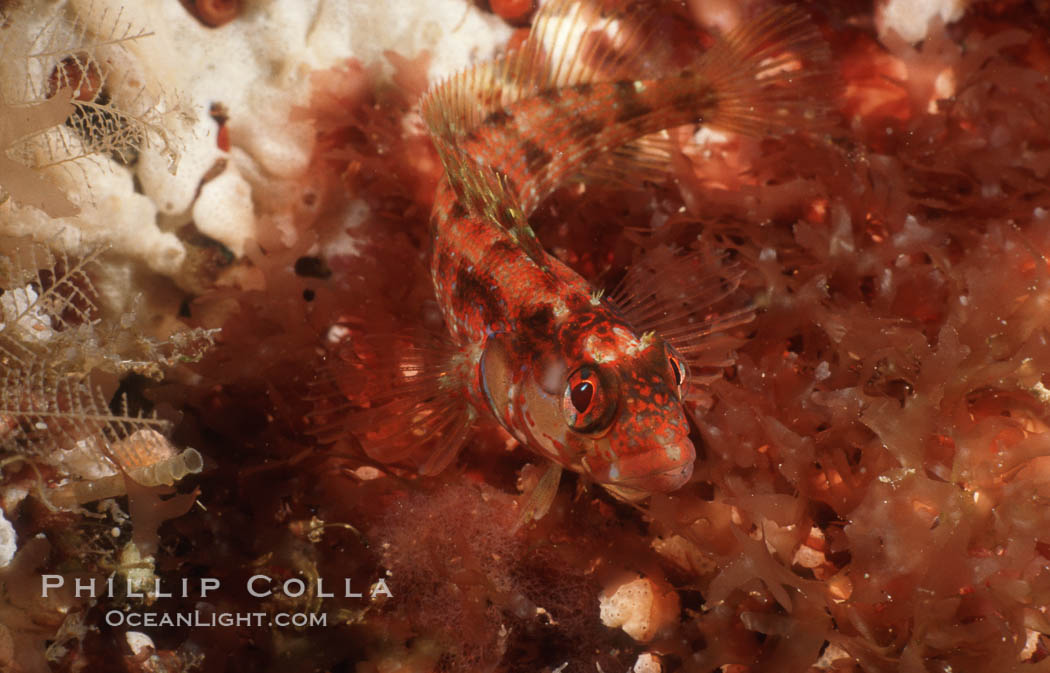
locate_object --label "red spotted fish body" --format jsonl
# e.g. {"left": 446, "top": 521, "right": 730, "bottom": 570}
{"left": 333, "top": 0, "right": 831, "bottom": 518}
{"left": 429, "top": 174, "right": 699, "bottom": 500}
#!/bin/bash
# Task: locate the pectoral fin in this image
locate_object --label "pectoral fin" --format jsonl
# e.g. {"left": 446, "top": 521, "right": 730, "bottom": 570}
{"left": 515, "top": 462, "right": 564, "bottom": 529}
{"left": 310, "top": 329, "right": 476, "bottom": 477}
{"left": 608, "top": 245, "right": 755, "bottom": 391}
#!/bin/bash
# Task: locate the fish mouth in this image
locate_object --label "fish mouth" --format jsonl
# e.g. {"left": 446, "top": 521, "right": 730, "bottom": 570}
{"left": 627, "top": 459, "right": 694, "bottom": 490}
{"left": 602, "top": 458, "right": 694, "bottom": 501}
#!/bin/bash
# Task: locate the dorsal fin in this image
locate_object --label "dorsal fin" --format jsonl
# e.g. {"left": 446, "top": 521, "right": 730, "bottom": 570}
{"left": 423, "top": 0, "right": 833, "bottom": 223}
{"left": 422, "top": 0, "right": 666, "bottom": 151}
{"left": 421, "top": 0, "right": 672, "bottom": 224}
{"left": 573, "top": 131, "right": 678, "bottom": 188}
{"left": 444, "top": 159, "right": 549, "bottom": 266}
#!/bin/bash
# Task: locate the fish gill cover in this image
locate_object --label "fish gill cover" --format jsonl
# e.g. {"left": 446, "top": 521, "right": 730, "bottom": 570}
{"left": 1, "top": 0, "right": 1050, "bottom": 672}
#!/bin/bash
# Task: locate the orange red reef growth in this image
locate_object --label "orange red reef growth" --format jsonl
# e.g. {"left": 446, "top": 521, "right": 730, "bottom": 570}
{"left": 27, "top": 2, "right": 1050, "bottom": 672}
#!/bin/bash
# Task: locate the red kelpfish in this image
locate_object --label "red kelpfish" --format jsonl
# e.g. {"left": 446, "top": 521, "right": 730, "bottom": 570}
{"left": 327, "top": 0, "right": 831, "bottom": 520}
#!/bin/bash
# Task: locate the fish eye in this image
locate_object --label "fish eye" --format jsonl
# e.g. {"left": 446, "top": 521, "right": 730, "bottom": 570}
{"left": 667, "top": 351, "right": 686, "bottom": 389}
{"left": 570, "top": 379, "right": 594, "bottom": 413}
{"left": 562, "top": 366, "right": 617, "bottom": 434}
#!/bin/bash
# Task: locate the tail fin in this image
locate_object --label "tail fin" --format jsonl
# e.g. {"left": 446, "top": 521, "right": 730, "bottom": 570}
{"left": 697, "top": 5, "right": 836, "bottom": 136}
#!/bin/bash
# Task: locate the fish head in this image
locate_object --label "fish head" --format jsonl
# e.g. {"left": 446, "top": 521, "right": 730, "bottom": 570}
{"left": 566, "top": 323, "right": 695, "bottom": 500}
{"left": 486, "top": 311, "right": 696, "bottom": 499}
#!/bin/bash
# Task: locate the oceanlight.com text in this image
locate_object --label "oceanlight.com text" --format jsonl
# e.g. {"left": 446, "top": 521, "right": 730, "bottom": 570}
{"left": 105, "top": 610, "right": 328, "bottom": 628}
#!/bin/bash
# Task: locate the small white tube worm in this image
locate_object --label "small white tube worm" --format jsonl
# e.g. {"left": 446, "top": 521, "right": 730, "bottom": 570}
{"left": 48, "top": 448, "right": 204, "bottom": 508}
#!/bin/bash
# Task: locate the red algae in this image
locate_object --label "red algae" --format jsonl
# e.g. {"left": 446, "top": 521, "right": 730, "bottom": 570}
{"left": 33, "top": 2, "right": 1050, "bottom": 672}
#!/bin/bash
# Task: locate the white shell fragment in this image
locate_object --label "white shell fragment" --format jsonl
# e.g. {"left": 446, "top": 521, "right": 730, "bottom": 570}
{"left": 877, "top": 0, "right": 968, "bottom": 44}
{"left": 633, "top": 652, "right": 662, "bottom": 673}
{"left": 0, "top": 511, "right": 16, "bottom": 568}
{"left": 125, "top": 631, "right": 155, "bottom": 657}
{"left": 599, "top": 575, "right": 680, "bottom": 642}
